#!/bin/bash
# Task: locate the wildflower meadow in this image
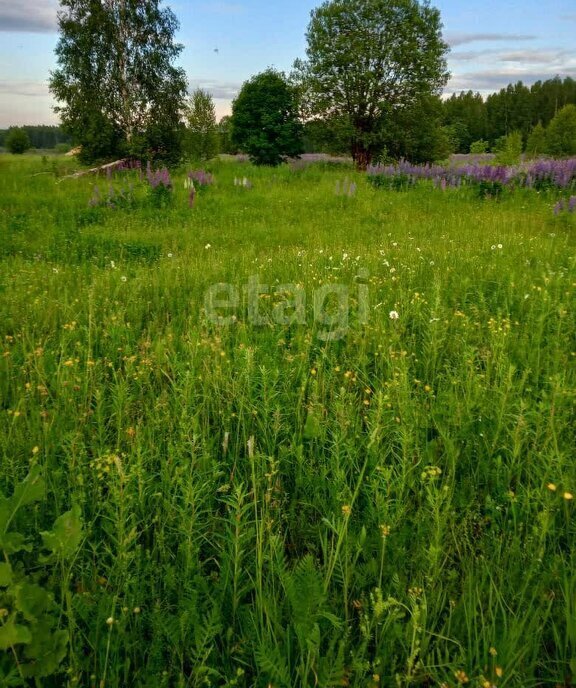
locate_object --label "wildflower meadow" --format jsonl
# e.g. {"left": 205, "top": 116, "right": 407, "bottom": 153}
{"left": 0, "top": 153, "right": 575, "bottom": 687}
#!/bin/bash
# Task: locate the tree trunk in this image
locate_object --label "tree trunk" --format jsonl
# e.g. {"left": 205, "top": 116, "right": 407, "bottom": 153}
{"left": 351, "top": 140, "right": 371, "bottom": 171}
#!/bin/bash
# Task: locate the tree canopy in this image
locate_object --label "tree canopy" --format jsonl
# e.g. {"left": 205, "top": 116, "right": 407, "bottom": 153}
{"left": 231, "top": 70, "right": 303, "bottom": 166}
{"left": 50, "top": 0, "right": 188, "bottom": 164}
{"left": 294, "top": 0, "right": 450, "bottom": 169}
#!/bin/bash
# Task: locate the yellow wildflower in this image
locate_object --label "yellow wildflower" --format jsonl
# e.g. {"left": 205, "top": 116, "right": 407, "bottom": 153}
{"left": 454, "top": 669, "right": 469, "bottom": 684}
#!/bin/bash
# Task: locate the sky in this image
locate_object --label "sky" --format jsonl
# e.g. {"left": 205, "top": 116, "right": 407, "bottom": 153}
{"left": 0, "top": 0, "right": 575, "bottom": 128}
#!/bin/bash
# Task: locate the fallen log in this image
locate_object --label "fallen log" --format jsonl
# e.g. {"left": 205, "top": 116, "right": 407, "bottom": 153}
{"left": 56, "top": 159, "right": 127, "bottom": 182}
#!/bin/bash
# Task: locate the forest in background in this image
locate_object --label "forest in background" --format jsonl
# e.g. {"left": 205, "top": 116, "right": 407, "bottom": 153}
{"left": 2, "top": 75, "right": 575, "bottom": 162}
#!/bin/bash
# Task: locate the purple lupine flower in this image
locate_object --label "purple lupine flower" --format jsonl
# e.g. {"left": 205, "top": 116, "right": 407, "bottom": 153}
{"left": 187, "top": 170, "right": 214, "bottom": 187}
{"left": 525, "top": 158, "right": 576, "bottom": 189}
{"left": 147, "top": 166, "right": 172, "bottom": 190}
{"left": 367, "top": 156, "right": 576, "bottom": 193}
{"left": 568, "top": 196, "right": 576, "bottom": 213}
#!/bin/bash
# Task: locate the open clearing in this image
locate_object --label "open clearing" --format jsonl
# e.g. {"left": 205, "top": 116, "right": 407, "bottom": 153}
{"left": 0, "top": 154, "right": 575, "bottom": 687}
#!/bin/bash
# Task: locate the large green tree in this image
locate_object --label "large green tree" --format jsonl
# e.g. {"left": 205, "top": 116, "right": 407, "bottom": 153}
{"left": 50, "top": 0, "right": 188, "bottom": 164}
{"left": 294, "top": 0, "right": 449, "bottom": 170}
{"left": 231, "top": 70, "right": 303, "bottom": 166}
{"left": 185, "top": 88, "right": 219, "bottom": 161}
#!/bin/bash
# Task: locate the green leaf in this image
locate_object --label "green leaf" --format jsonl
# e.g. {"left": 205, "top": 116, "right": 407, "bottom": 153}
{"left": 254, "top": 641, "right": 291, "bottom": 687}
{"left": 303, "top": 410, "right": 322, "bottom": 439}
{"left": 0, "top": 562, "right": 13, "bottom": 587}
{"left": 22, "top": 620, "right": 68, "bottom": 679}
{"left": 0, "top": 532, "right": 32, "bottom": 555}
{"left": 0, "top": 467, "right": 46, "bottom": 537}
{"left": 15, "top": 583, "right": 51, "bottom": 622}
{"left": 41, "top": 504, "right": 83, "bottom": 559}
{"left": 0, "top": 615, "right": 32, "bottom": 650}
{"left": 10, "top": 466, "right": 46, "bottom": 512}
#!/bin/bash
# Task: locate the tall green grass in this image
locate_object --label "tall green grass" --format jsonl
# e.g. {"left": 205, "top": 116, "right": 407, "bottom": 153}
{"left": 0, "top": 154, "right": 575, "bottom": 687}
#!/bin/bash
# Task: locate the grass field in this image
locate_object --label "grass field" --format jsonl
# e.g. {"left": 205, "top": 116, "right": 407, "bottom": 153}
{"left": 0, "top": 153, "right": 575, "bottom": 687}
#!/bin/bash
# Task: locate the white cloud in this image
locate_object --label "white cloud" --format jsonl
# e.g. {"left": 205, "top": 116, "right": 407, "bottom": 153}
{"left": 497, "top": 49, "right": 573, "bottom": 64}
{"left": 446, "top": 66, "right": 576, "bottom": 94}
{"left": 449, "top": 48, "right": 574, "bottom": 67}
{"left": 188, "top": 79, "right": 242, "bottom": 100}
{"left": 0, "top": 79, "right": 50, "bottom": 97}
{"left": 445, "top": 32, "right": 537, "bottom": 48}
{"left": 446, "top": 46, "right": 576, "bottom": 95}
{"left": 449, "top": 49, "right": 502, "bottom": 62}
{"left": 0, "top": 0, "right": 57, "bottom": 33}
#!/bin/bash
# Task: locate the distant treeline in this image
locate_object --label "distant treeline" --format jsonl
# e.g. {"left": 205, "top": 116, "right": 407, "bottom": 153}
{"left": 442, "top": 76, "right": 576, "bottom": 154}
{"left": 0, "top": 125, "right": 72, "bottom": 150}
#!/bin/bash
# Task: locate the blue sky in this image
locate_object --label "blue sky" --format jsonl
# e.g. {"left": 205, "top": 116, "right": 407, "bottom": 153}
{"left": 0, "top": 0, "right": 574, "bottom": 127}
